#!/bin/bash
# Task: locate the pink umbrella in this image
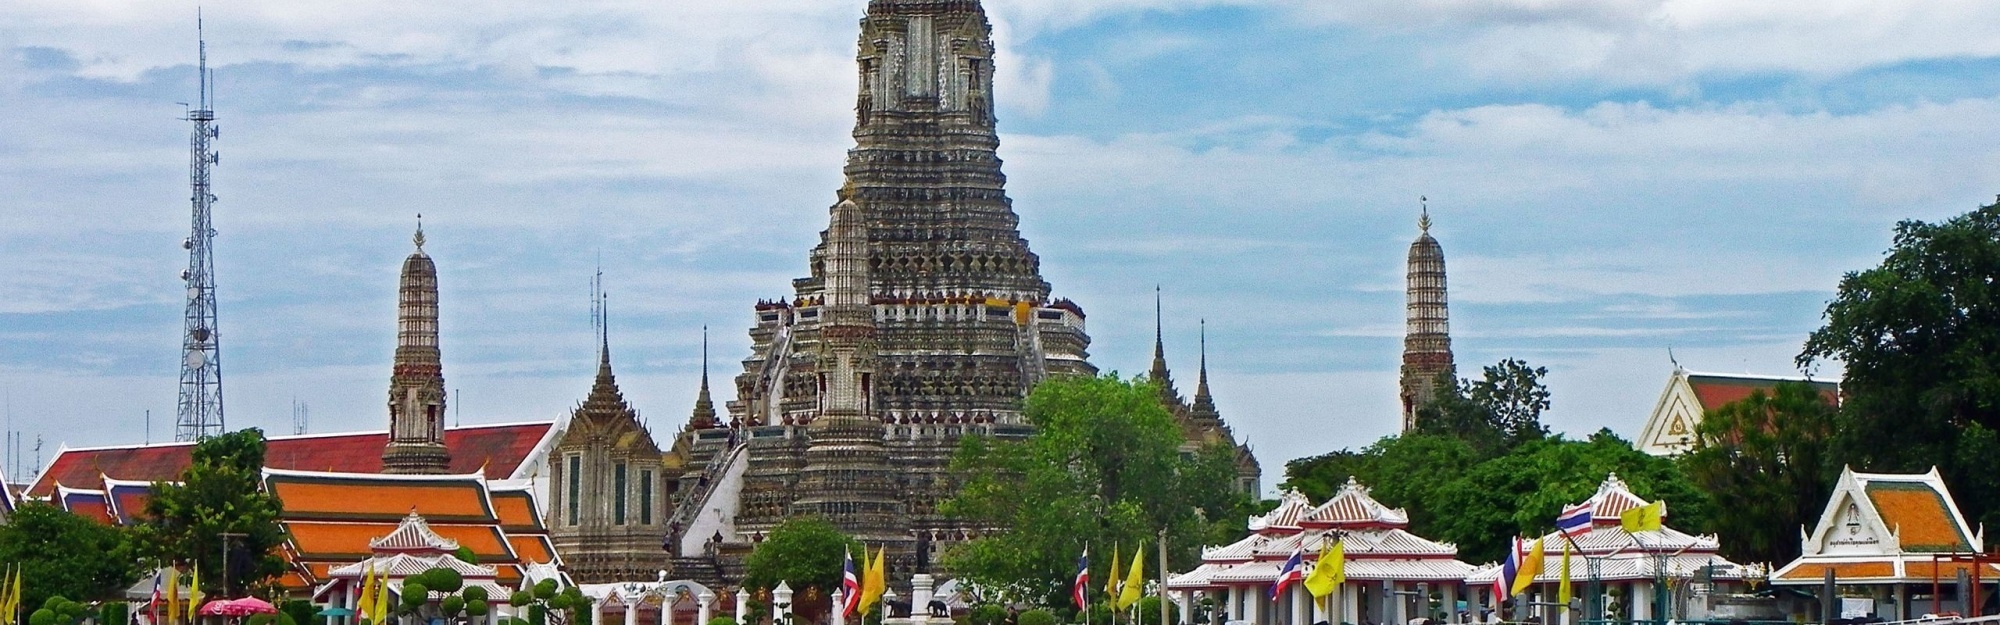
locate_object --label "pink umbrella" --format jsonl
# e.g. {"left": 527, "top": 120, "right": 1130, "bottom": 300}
{"left": 226, "top": 598, "right": 280, "bottom": 615}
{"left": 197, "top": 600, "right": 234, "bottom": 616}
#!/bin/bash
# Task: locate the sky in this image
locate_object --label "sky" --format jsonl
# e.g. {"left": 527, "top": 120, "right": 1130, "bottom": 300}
{"left": 6, "top": 0, "right": 2000, "bottom": 490}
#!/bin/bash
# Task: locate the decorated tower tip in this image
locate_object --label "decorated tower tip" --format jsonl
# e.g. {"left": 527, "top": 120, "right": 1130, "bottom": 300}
{"left": 839, "top": 178, "right": 859, "bottom": 203}
{"left": 1418, "top": 197, "right": 1431, "bottom": 233}
{"left": 414, "top": 213, "right": 426, "bottom": 249}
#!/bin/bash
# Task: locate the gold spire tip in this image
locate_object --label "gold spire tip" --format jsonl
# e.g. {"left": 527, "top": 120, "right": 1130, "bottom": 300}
{"left": 414, "top": 213, "right": 426, "bottom": 249}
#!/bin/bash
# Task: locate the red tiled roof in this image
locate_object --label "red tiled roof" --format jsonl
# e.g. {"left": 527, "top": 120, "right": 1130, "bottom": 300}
{"left": 28, "top": 422, "right": 553, "bottom": 498}
{"left": 105, "top": 480, "right": 154, "bottom": 525}
{"left": 57, "top": 487, "right": 115, "bottom": 525}
{"left": 1686, "top": 374, "right": 1839, "bottom": 412}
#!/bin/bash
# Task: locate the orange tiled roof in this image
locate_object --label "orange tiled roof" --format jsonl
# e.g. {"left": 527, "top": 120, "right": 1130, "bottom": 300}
{"left": 1777, "top": 562, "right": 1896, "bottom": 580}
{"left": 266, "top": 473, "right": 496, "bottom": 523}
{"left": 286, "top": 521, "right": 515, "bottom": 562}
{"left": 1906, "top": 561, "right": 2000, "bottom": 579}
{"left": 491, "top": 490, "right": 544, "bottom": 532}
{"left": 1867, "top": 482, "right": 1971, "bottom": 552}
{"left": 508, "top": 534, "right": 556, "bottom": 565}
{"left": 1686, "top": 374, "right": 1839, "bottom": 412}
{"left": 29, "top": 422, "right": 553, "bottom": 498}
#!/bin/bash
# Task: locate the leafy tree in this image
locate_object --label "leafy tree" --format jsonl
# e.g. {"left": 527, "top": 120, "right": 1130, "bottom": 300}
{"left": 1800, "top": 204, "right": 2000, "bottom": 528}
{"left": 1679, "top": 382, "right": 1839, "bottom": 565}
{"left": 0, "top": 503, "right": 142, "bottom": 608}
{"left": 1411, "top": 360, "right": 1551, "bottom": 456}
{"left": 942, "top": 374, "right": 1255, "bottom": 607}
{"left": 1427, "top": 431, "right": 1711, "bottom": 562}
{"left": 743, "top": 516, "right": 862, "bottom": 595}
{"left": 135, "top": 428, "right": 287, "bottom": 597}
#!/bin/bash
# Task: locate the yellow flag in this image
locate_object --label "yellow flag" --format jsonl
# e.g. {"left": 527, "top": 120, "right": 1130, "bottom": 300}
{"left": 1116, "top": 544, "right": 1144, "bottom": 610}
{"left": 0, "top": 565, "right": 14, "bottom": 625}
{"left": 186, "top": 563, "right": 202, "bottom": 623}
{"left": 357, "top": 565, "right": 377, "bottom": 625}
{"left": 166, "top": 567, "right": 180, "bottom": 625}
{"left": 1557, "top": 541, "right": 1572, "bottom": 606}
{"left": 1510, "top": 538, "right": 1544, "bottom": 596}
{"left": 369, "top": 570, "right": 390, "bottom": 625}
{"left": 1621, "top": 501, "right": 1664, "bottom": 533}
{"left": 1105, "top": 547, "right": 1121, "bottom": 602}
{"left": 860, "top": 547, "right": 887, "bottom": 615}
{"left": 1304, "top": 538, "right": 1344, "bottom": 598}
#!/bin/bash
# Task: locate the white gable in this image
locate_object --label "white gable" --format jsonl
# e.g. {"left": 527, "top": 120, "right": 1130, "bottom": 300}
{"left": 1637, "top": 369, "right": 1701, "bottom": 456}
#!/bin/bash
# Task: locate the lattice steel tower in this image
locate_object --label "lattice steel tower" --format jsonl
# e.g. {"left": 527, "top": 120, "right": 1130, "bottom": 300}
{"left": 176, "top": 19, "right": 225, "bottom": 442}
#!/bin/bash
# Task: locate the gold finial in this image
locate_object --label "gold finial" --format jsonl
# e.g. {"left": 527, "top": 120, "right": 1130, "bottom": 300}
{"left": 838, "top": 178, "right": 863, "bottom": 204}
{"left": 414, "top": 213, "right": 426, "bottom": 249}
{"left": 1418, "top": 196, "right": 1431, "bottom": 233}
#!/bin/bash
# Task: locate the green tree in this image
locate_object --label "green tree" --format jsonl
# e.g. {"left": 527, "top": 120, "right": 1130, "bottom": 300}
{"left": 1411, "top": 360, "right": 1551, "bottom": 456}
{"left": 134, "top": 428, "right": 287, "bottom": 597}
{"left": 1800, "top": 203, "right": 2000, "bottom": 528}
{"left": 942, "top": 374, "right": 1254, "bottom": 607}
{"left": 0, "top": 503, "right": 142, "bottom": 608}
{"left": 743, "top": 516, "right": 863, "bottom": 595}
{"left": 1281, "top": 433, "right": 1480, "bottom": 538}
{"left": 1428, "top": 431, "right": 1711, "bottom": 562}
{"left": 1680, "top": 382, "right": 1839, "bottom": 565}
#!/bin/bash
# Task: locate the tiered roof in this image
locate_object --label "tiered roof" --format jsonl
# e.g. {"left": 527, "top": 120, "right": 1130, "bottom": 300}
{"left": 1637, "top": 368, "right": 1840, "bottom": 456}
{"left": 314, "top": 510, "right": 511, "bottom": 605}
{"left": 1467, "top": 474, "right": 1745, "bottom": 585}
{"left": 267, "top": 469, "right": 559, "bottom": 592}
{"left": 27, "top": 422, "right": 556, "bottom": 498}
{"left": 1773, "top": 467, "right": 1996, "bottom": 584}
{"left": 55, "top": 484, "right": 114, "bottom": 525}
{"left": 1170, "top": 481, "right": 1476, "bottom": 590}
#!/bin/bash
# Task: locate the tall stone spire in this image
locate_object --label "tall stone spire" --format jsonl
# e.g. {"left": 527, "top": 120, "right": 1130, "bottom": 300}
{"left": 548, "top": 280, "right": 668, "bottom": 583}
{"left": 1191, "top": 319, "right": 1218, "bottom": 423}
{"left": 384, "top": 218, "right": 451, "bottom": 474}
{"left": 1149, "top": 286, "right": 1181, "bottom": 406}
{"left": 1400, "top": 201, "right": 1455, "bottom": 432}
{"left": 789, "top": 190, "right": 906, "bottom": 541}
{"left": 689, "top": 327, "right": 718, "bottom": 429}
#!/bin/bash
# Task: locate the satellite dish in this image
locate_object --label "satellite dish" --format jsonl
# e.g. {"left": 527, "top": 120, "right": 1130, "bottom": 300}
{"left": 186, "top": 350, "right": 206, "bottom": 368}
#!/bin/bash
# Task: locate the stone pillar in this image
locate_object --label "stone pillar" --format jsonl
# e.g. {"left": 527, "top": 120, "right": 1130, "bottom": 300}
{"left": 1340, "top": 584, "right": 1359, "bottom": 625}
{"left": 1631, "top": 583, "right": 1651, "bottom": 622}
{"left": 831, "top": 591, "right": 846, "bottom": 625}
{"left": 1227, "top": 587, "right": 1243, "bottom": 623}
{"left": 1178, "top": 590, "right": 1194, "bottom": 625}
{"left": 626, "top": 595, "right": 640, "bottom": 625}
{"left": 1380, "top": 581, "right": 1396, "bottom": 625}
{"left": 735, "top": 590, "right": 749, "bottom": 625}
{"left": 911, "top": 575, "right": 935, "bottom": 625}
{"left": 1443, "top": 585, "right": 1457, "bottom": 624}
{"left": 1292, "top": 587, "right": 1310, "bottom": 625}
{"left": 700, "top": 592, "right": 716, "bottom": 625}
{"left": 591, "top": 598, "right": 606, "bottom": 625}
{"left": 774, "top": 583, "right": 795, "bottom": 625}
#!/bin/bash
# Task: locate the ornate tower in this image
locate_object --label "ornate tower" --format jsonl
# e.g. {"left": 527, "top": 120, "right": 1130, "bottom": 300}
{"left": 176, "top": 20, "right": 225, "bottom": 442}
{"left": 1399, "top": 205, "right": 1455, "bottom": 432}
{"left": 691, "top": 0, "right": 1095, "bottom": 555}
{"left": 788, "top": 192, "right": 907, "bottom": 540}
{"left": 383, "top": 224, "right": 451, "bottom": 474}
{"left": 689, "top": 329, "right": 718, "bottom": 430}
{"left": 1148, "top": 287, "right": 1182, "bottom": 408}
{"left": 548, "top": 291, "right": 668, "bottom": 582}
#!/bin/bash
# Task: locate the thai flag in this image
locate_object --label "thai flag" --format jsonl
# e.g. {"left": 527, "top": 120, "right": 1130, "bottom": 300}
{"left": 149, "top": 571, "right": 163, "bottom": 625}
{"left": 842, "top": 549, "right": 862, "bottom": 617}
{"left": 1494, "top": 537, "right": 1521, "bottom": 603}
{"left": 1271, "top": 546, "right": 1305, "bottom": 599}
{"left": 1073, "top": 547, "right": 1091, "bottom": 610}
{"left": 1555, "top": 503, "right": 1593, "bottom": 537}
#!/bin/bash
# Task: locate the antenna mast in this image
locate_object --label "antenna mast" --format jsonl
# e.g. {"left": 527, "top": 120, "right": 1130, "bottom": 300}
{"left": 176, "top": 14, "right": 225, "bottom": 442}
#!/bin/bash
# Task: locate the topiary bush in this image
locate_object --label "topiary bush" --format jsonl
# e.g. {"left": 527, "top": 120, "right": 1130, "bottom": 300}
{"left": 1018, "top": 609, "right": 1056, "bottom": 625}
{"left": 709, "top": 618, "right": 738, "bottom": 625}
{"left": 967, "top": 605, "right": 1006, "bottom": 625}
{"left": 423, "top": 568, "right": 464, "bottom": 594}
{"left": 401, "top": 583, "right": 432, "bottom": 613}
{"left": 28, "top": 609, "right": 53, "bottom": 625}
{"left": 467, "top": 600, "right": 490, "bottom": 618}
{"left": 462, "top": 586, "right": 490, "bottom": 604}
{"left": 511, "top": 591, "right": 533, "bottom": 608}
{"left": 533, "top": 580, "right": 558, "bottom": 601}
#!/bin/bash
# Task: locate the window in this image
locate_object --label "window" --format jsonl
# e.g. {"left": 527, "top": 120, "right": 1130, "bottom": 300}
{"left": 614, "top": 463, "right": 628, "bottom": 525}
{"left": 640, "top": 470, "right": 654, "bottom": 525}
{"left": 566, "top": 455, "right": 580, "bottom": 526}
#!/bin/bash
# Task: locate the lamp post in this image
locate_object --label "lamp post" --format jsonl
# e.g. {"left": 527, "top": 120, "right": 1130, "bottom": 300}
{"left": 219, "top": 532, "right": 246, "bottom": 600}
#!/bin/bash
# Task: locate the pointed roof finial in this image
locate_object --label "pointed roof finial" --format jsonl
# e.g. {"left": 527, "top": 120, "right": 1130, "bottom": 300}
{"left": 839, "top": 177, "right": 859, "bottom": 203}
{"left": 1418, "top": 196, "right": 1431, "bottom": 234}
{"left": 414, "top": 213, "right": 426, "bottom": 249}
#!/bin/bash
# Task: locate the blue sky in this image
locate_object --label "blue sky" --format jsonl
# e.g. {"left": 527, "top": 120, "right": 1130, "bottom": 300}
{"left": 5, "top": 0, "right": 2000, "bottom": 488}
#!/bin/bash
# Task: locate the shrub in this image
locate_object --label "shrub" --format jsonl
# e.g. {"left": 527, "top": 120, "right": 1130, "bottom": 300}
{"left": 1018, "top": 609, "right": 1056, "bottom": 625}
{"left": 709, "top": 618, "right": 739, "bottom": 625}
{"left": 968, "top": 605, "right": 1006, "bottom": 625}
{"left": 467, "top": 600, "right": 490, "bottom": 617}
{"left": 463, "top": 586, "right": 490, "bottom": 604}
{"left": 423, "top": 568, "right": 464, "bottom": 594}
{"left": 401, "top": 583, "right": 431, "bottom": 612}
{"left": 443, "top": 597, "right": 467, "bottom": 615}
{"left": 28, "top": 609, "right": 53, "bottom": 625}
{"left": 511, "top": 591, "right": 534, "bottom": 608}
{"left": 533, "top": 580, "right": 558, "bottom": 600}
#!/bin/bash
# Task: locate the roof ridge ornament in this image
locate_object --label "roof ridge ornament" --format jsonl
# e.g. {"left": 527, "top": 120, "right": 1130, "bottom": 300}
{"left": 1418, "top": 196, "right": 1430, "bottom": 233}
{"left": 414, "top": 214, "right": 426, "bottom": 250}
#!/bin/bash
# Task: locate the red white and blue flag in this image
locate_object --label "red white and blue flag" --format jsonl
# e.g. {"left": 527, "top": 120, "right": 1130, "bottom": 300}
{"left": 1493, "top": 537, "right": 1522, "bottom": 603}
{"left": 1271, "top": 546, "right": 1305, "bottom": 599}
{"left": 149, "top": 570, "right": 163, "bottom": 625}
{"left": 842, "top": 549, "right": 862, "bottom": 617}
{"left": 1073, "top": 547, "right": 1091, "bottom": 610}
{"left": 1555, "top": 503, "right": 1593, "bottom": 537}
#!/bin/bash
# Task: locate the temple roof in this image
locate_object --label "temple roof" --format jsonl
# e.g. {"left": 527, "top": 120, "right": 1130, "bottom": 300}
{"left": 1247, "top": 489, "right": 1313, "bottom": 532}
{"left": 55, "top": 484, "right": 113, "bottom": 525}
{"left": 28, "top": 421, "right": 556, "bottom": 498}
{"left": 1301, "top": 477, "right": 1411, "bottom": 528}
{"left": 370, "top": 510, "right": 461, "bottom": 552}
{"left": 1638, "top": 367, "right": 1840, "bottom": 456}
{"left": 1773, "top": 467, "right": 1986, "bottom": 585}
